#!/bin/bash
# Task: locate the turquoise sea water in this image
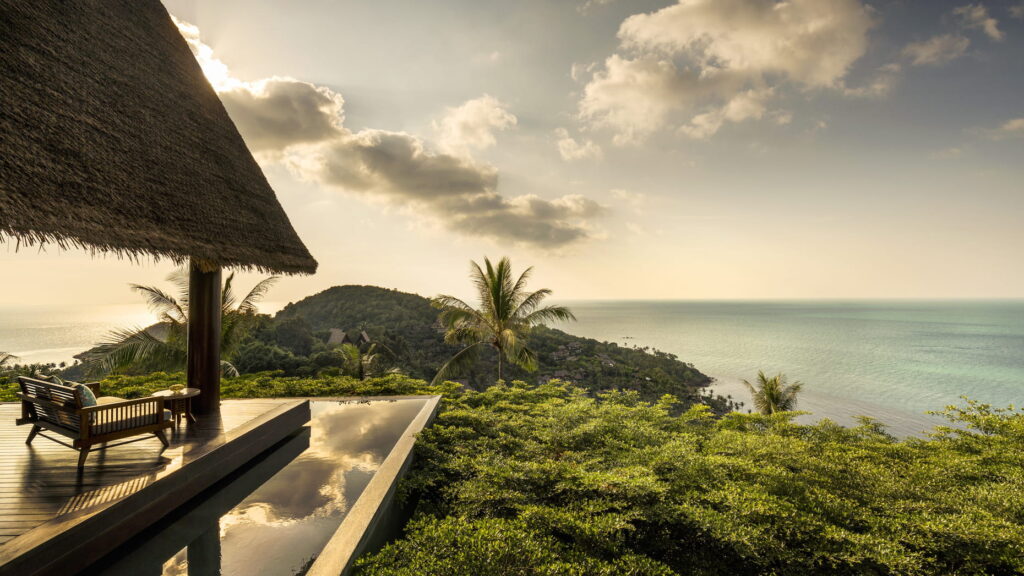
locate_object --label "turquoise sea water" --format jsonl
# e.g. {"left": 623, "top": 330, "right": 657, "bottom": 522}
{"left": 556, "top": 301, "right": 1024, "bottom": 437}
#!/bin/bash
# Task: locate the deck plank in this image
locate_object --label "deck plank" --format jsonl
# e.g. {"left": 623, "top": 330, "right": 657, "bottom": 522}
{"left": 0, "top": 400, "right": 293, "bottom": 547}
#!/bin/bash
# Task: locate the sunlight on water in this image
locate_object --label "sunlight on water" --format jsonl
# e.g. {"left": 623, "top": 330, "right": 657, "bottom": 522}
{"left": 0, "top": 304, "right": 156, "bottom": 365}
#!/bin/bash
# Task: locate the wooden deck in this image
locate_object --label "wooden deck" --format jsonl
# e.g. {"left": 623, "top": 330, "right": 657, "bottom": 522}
{"left": 0, "top": 399, "right": 310, "bottom": 576}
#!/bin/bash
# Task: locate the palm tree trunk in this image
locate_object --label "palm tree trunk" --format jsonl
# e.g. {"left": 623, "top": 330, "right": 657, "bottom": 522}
{"left": 496, "top": 348, "right": 503, "bottom": 383}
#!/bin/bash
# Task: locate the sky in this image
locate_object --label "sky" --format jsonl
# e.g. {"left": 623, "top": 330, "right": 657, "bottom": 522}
{"left": 2, "top": 0, "right": 1024, "bottom": 313}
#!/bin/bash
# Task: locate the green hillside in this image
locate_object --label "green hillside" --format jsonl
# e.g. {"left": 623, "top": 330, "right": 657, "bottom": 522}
{"left": 264, "top": 285, "right": 726, "bottom": 409}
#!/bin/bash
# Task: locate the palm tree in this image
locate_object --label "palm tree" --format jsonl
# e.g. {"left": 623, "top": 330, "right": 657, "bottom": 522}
{"left": 431, "top": 257, "right": 575, "bottom": 385}
{"left": 86, "top": 268, "right": 276, "bottom": 376}
{"left": 0, "top": 352, "right": 17, "bottom": 370}
{"left": 336, "top": 343, "right": 398, "bottom": 380}
{"left": 742, "top": 371, "right": 804, "bottom": 415}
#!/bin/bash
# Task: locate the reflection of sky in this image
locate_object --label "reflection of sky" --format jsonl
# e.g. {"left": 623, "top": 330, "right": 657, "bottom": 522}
{"left": 159, "top": 398, "right": 429, "bottom": 576}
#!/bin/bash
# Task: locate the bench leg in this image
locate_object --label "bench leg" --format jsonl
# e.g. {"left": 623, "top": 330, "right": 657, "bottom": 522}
{"left": 78, "top": 447, "right": 90, "bottom": 469}
{"left": 25, "top": 424, "right": 40, "bottom": 445}
{"left": 154, "top": 429, "right": 169, "bottom": 450}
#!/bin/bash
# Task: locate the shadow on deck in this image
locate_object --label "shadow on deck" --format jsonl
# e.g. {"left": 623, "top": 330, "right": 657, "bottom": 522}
{"left": 0, "top": 399, "right": 310, "bottom": 576}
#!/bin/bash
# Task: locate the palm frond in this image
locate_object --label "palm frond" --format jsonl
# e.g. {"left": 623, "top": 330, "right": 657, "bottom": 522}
{"left": 221, "top": 272, "right": 238, "bottom": 315}
{"left": 168, "top": 268, "right": 190, "bottom": 311}
{"left": 511, "top": 266, "right": 534, "bottom": 301}
{"left": 431, "top": 342, "right": 485, "bottom": 385}
{"left": 221, "top": 360, "right": 240, "bottom": 378}
{"left": 87, "top": 325, "right": 180, "bottom": 374}
{"left": 470, "top": 260, "right": 495, "bottom": 319}
{"left": 131, "top": 284, "right": 186, "bottom": 324}
{"left": 238, "top": 276, "right": 278, "bottom": 315}
{"left": 513, "top": 288, "right": 551, "bottom": 319}
{"left": 522, "top": 304, "right": 576, "bottom": 326}
{"left": 510, "top": 344, "right": 538, "bottom": 372}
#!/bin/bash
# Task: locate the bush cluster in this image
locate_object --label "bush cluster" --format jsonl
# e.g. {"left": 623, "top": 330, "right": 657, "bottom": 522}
{"left": 357, "top": 381, "right": 1024, "bottom": 576}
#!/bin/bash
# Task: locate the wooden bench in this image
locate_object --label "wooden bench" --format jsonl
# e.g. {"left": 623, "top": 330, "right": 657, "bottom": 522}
{"left": 15, "top": 376, "right": 172, "bottom": 468}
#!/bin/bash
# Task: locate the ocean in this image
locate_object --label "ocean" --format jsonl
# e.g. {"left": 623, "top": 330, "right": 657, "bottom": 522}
{"left": 3, "top": 300, "right": 1023, "bottom": 437}
{"left": 0, "top": 304, "right": 155, "bottom": 366}
{"left": 556, "top": 300, "right": 1024, "bottom": 437}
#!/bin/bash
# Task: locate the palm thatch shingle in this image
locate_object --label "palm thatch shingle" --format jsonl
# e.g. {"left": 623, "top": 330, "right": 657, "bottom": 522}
{"left": 0, "top": 0, "right": 317, "bottom": 274}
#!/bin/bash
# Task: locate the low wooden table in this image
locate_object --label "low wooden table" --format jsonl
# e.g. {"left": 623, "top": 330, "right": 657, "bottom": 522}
{"left": 151, "top": 388, "right": 201, "bottom": 428}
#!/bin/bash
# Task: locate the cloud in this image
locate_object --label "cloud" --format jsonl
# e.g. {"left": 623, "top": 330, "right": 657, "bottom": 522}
{"left": 218, "top": 79, "right": 345, "bottom": 152}
{"left": 433, "top": 94, "right": 517, "bottom": 157}
{"left": 903, "top": 34, "right": 971, "bottom": 66}
{"left": 175, "top": 19, "right": 601, "bottom": 249}
{"left": 679, "top": 88, "right": 770, "bottom": 139}
{"left": 843, "top": 63, "right": 901, "bottom": 99}
{"left": 984, "top": 117, "right": 1024, "bottom": 139}
{"left": 1012, "top": 3, "right": 1024, "bottom": 19}
{"left": 579, "top": 0, "right": 873, "bottom": 142}
{"left": 579, "top": 55, "right": 698, "bottom": 144}
{"left": 618, "top": 0, "right": 872, "bottom": 87}
{"left": 554, "top": 128, "right": 603, "bottom": 161}
{"left": 953, "top": 4, "right": 1004, "bottom": 41}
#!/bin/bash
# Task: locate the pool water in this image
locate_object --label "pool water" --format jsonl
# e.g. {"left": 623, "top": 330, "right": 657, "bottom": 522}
{"left": 86, "top": 398, "right": 431, "bottom": 576}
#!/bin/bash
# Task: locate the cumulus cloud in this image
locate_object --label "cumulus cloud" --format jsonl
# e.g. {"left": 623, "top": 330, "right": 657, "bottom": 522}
{"left": 218, "top": 79, "right": 345, "bottom": 152}
{"left": 433, "top": 94, "right": 517, "bottom": 157}
{"left": 579, "top": 55, "right": 699, "bottom": 144}
{"left": 554, "top": 128, "right": 603, "bottom": 161}
{"left": 579, "top": 0, "right": 874, "bottom": 142}
{"left": 954, "top": 4, "right": 1004, "bottom": 41}
{"left": 618, "top": 0, "right": 871, "bottom": 86}
{"left": 176, "top": 19, "right": 601, "bottom": 249}
{"left": 679, "top": 88, "right": 770, "bottom": 139}
{"left": 1012, "top": 3, "right": 1024, "bottom": 19}
{"left": 903, "top": 34, "right": 971, "bottom": 66}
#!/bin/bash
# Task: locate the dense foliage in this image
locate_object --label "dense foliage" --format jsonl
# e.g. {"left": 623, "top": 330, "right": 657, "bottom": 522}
{"left": 267, "top": 285, "right": 723, "bottom": 407}
{"left": 357, "top": 381, "right": 1024, "bottom": 576}
{"left": 0, "top": 371, "right": 454, "bottom": 403}
{"left": 64, "top": 284, "right": 725, "bottom": 408}
{"left": 431, "top": 256, "right": 576, "bottom": 383}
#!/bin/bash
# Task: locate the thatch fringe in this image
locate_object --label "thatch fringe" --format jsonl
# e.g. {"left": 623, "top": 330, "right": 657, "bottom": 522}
{"left": 0, "top": 230, "right": 306, "bottom": 275}
{"left": 0, "top": 0, "right": 317, "bottom": 275}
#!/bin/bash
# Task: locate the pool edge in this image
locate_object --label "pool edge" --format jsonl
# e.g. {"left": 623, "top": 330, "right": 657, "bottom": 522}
{"left": 306, "top": 395, "right": 442, "bottom": 576}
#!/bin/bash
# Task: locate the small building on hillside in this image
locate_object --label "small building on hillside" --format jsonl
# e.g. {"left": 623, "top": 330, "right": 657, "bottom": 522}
{"left": 327, "top": 329, "right": 372, "bottom": 347}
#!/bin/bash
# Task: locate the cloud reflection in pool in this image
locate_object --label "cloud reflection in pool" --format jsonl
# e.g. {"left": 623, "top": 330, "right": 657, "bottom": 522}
{"left": 92, "top": 398, "right": 429, "bottom": 576}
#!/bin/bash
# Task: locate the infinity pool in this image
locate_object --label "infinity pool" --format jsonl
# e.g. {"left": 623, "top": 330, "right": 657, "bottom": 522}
{"left": 85, "top": 398, "right": 435, "bottom": 575}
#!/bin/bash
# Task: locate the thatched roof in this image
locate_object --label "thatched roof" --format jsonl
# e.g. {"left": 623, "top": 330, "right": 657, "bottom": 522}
{"left": 0, "top": 0, "right": 317, "bottom": 274}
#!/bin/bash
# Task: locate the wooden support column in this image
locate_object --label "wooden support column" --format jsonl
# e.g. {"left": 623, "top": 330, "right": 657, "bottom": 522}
{"left": 188, "top": 260, "right": 221, "bottom": 415}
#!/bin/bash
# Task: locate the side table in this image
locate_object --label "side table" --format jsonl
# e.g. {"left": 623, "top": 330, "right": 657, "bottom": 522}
{"left": 151, "top": 388, "right": 201, "bottom": 429}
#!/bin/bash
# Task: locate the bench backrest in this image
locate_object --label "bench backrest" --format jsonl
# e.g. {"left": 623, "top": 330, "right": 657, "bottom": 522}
{"left": 18, "top": 376, "right": 83, "bottom": 431}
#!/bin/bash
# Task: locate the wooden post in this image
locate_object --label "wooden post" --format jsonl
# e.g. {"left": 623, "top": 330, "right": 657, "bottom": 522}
{"left": 188, "top": 260, "right": 221, "bottom": 415}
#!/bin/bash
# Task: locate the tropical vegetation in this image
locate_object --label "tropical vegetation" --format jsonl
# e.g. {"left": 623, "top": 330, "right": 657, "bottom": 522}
{"left": 431, "top": 257, "right": 575, "bottom": 384}
{"left": 742, "top": 370, "right": 804, "bottom": 415}
{"left": 355, "top": 380, "right": 1024, "bottom": 576}
{"left": 2, "top": 363, "right": 1020, "bottom": 574}
{"left": 81, "top": 268, "right": 276, "bottom": 376}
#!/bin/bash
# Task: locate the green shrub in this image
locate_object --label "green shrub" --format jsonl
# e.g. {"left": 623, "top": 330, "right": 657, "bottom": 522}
{"left": 357, "top": 381, "right": 1024, "bottom": 576}
{"left": 90, "top": 371, "right": 454, "bottom": 400}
